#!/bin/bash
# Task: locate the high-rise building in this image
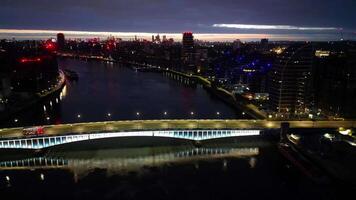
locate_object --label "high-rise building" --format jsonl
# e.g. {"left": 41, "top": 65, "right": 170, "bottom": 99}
{"left": 182, "top": 32, "right": 195, "bottom": 73}
{"left": 269, "top": 43, "right": 314, "bottom": 116}
{"left": 182, "top": 32, "right": 194, "bottom": 53}
{"left": 313, "top": 42, "right": 356, "bottom": 118}
{"left": 233, "top": 39, "right": 242, "bottom": 51}
{"left": 155, "top": 34, "right": 161, "bottom": 43}
{"left": 260, "top": 38, "right": 269, "bottom": 52}
{"left": 56, "top": 33, "right": 65, "bottom": 50}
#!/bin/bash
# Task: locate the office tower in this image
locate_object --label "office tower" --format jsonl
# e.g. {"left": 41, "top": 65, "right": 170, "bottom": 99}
{"left": 182, "top": 32, "right": 195, "bottom": 72}
{"left": 56, "top": 33, "right": 65, "bottom": 50}
{"left": 155, "top": 34, "right": 161, "bottom": 43}
{"left": 269, "top": 43, "right": 314, "bottom": 116}
{"left": 182, "top": 32, "right": 194, "bottom": 53}
{"left": 313, "top": 42, "right": 356, "bottom": 118}
{"left": 162, "top": 35, "right": 167, "bottom": 42}
{"left": 260, "top": 38, "right": 269, "bottom": 52}
{"left": 233, "top": 39, "right": 242, "bottom": 51}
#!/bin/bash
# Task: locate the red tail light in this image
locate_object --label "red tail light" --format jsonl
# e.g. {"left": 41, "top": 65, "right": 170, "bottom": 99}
{"left": 20, "top": 57, "right": 42, "bottom": 63}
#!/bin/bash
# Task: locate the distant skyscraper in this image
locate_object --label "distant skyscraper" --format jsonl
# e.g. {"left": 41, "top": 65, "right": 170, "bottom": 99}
{"left": 155, "top": 34, "right": 161, "bottom": 43}
{"left": 56, "top": 33, "right": 65, "bottom": 50}
{"left": 182, "top": 32, "right": 195, "bottom": 72}
{"left": 260, "top": 38, "right": 269, "bottom": 52}
{"left": 182, "top": 32, "right": 194, "bottom": 53}
{"left": 233, "top": 39, "right": 242, "bottom": 51}
{"left": 269, "top": 43, "right": 314, "bottom": 116}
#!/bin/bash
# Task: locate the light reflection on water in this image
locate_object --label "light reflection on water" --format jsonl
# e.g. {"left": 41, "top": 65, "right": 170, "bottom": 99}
{"left": 0, "top": 147, "right": 259, "bottom": 177}
{"left": 1, "top": 141, "right": 346, "bottom": 200}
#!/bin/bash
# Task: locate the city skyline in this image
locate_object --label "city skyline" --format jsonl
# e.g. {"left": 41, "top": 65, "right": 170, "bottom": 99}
{"left": 1, "top": 0, "right": 356, "bottom": 41}
{"left": 0, "top": 28, "right": 354, "bottom": 41}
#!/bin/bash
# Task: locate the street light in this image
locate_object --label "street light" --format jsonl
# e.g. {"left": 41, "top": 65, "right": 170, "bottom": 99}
{"left": 107, "top": 113, "right": 111, "bottom": 117}
{"left": 40, "top": 173, "right": 45, "bottom": 181}
{"left": 14, "top": 118, "right": 18, "bottom": 123}
{"left": 77, "top": 114, "right": 81, "bottom": 118}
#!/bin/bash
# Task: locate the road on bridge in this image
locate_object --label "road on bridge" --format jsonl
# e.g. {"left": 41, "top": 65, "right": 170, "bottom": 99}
{"left": 0, "top": 120, "right": 355, "bottom": 139}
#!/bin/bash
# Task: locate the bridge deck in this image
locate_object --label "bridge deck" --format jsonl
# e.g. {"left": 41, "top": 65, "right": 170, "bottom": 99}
{"left": 0, "top": 120, "right": 355, "bottom": 140}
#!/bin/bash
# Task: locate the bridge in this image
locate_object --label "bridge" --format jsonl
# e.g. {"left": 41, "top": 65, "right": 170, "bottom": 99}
{"left": 0, "top": 129, "right": 260, "bottom": 150}
{"left": 0, "top": 119, "right": 354, "bottom": 150}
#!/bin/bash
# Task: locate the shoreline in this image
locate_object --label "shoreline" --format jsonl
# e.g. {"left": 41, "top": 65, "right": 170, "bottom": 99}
{"left": 0, "top": 70, "right": 66, "bottom": 123}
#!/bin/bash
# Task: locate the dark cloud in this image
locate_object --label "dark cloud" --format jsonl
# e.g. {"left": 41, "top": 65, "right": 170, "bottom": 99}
{"left": 0, "top": 0, "right": 355, "bottom": 33}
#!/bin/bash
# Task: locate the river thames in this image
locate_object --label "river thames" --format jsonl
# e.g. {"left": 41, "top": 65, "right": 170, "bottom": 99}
{"left": 1, "top": 58, "right": 247, "bottom": 128}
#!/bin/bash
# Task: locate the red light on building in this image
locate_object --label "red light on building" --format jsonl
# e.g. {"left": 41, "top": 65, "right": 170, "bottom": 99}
{"left": 45, "top": 42, "right": 55, "bottom": 50}
{"left": 20, "top": 57, "right": 42, "bottom": 63}
{"left": 105, "top": 41, "right": 116, "bottom": 51}
{"left": 43, "top": 40, "right": 56, "bottom": 51}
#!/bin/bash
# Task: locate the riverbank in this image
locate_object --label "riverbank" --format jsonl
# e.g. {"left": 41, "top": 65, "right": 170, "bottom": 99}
{"left": 57, "top": 52, "right": 115, "bottom": 62}
{"left": 161, "top": 69, "right": 267, "bottom": 119}
{"left": 0, "top": 70, "right": 66, "bottom": 123}
{"left": 279, "top": 128, "right": 356, "bottom": 187}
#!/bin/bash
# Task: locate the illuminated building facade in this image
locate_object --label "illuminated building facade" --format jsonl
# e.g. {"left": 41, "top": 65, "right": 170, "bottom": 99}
{"left": 269, "top": 43, "right": 314, "bottom": 116}
{"left": 182, "top": 32, "right": 196, "bottom": 73}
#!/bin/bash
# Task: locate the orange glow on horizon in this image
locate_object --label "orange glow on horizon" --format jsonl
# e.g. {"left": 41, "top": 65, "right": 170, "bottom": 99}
{"left": 0, "top": 28, "right": 306, "bottom": 41}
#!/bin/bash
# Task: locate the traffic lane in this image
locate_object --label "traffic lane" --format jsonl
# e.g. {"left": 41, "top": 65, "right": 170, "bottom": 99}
{"left": 0, "top": 120, "right": 354, "bottom": 139}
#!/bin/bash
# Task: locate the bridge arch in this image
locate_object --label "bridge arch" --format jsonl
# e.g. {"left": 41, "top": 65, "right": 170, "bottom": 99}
{"left": 0, "top": 129, "right": 260, "bottom": 150}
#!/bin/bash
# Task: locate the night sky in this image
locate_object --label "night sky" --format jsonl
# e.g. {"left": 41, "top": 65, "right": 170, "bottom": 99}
{"left": 0, "top": 0, "right": 355, "bottom": 40}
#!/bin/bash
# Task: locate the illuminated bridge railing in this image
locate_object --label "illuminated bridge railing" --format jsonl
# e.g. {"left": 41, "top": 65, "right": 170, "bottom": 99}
{"left": 0, "top": 129, "right": 260, "bottom": 150}
{"left": 0, "top": 157, "right": 67, "bottom": 169}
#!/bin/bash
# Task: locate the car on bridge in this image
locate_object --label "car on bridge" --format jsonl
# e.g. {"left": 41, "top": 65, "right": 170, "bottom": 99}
{"left": 23, "top": 126, "right": 45, "bottom": 137}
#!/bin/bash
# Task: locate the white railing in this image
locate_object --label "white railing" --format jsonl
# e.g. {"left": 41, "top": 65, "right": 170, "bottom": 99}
{"left": 0, "top": 129, "right": 260, "bottom": 150}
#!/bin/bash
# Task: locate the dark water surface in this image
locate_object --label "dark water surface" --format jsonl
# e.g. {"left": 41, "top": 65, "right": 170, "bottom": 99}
{"left": 0, "top": 137, "right": 347, "bottom": 200}
{"left": 3, "top": 58, "right": 247, "bottom": 127}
